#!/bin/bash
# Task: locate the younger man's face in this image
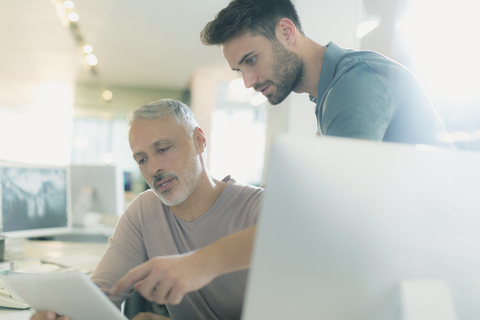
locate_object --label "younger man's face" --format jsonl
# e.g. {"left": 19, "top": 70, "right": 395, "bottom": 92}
{"left": 222, "top": 32, "right": 305, "bottom": 105}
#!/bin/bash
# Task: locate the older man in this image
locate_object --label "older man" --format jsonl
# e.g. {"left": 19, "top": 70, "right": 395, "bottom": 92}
{"left": 32, "top": 99, "right": 262, "bottom": 320}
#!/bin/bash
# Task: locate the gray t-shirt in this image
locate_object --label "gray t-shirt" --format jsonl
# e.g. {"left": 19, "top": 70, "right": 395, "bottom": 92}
{"left": 311, "top": 42, "right": 452, "bottom": 147}
{"left": 91, "top": 176, "right": 263, "bottom": 320}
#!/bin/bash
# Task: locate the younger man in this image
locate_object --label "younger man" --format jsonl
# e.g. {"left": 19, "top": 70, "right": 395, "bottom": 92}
{"left": 201, "top": 0, "right": 451, "bottom": 147}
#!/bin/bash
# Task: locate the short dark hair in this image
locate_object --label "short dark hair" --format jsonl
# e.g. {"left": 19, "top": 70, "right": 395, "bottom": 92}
{"left": 200, "top": 0, "right": 304, "bottom": 46}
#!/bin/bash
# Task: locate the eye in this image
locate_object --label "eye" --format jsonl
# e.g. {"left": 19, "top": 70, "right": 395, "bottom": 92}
{"left": 137, "top": 158, "right": 146, "bottom": 166}
{"left": 158, "top": 146, "right": 171, "bottom": 154}
{"left": 246, "top": 56, "right": 256, "bottom": 65}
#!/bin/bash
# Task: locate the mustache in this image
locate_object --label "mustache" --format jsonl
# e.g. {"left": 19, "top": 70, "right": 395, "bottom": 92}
{"left": 253, "top": 80, "right": 274, "bottom": 92}
{"left": 152, "top": 171, "right": 178, "bottom": 186}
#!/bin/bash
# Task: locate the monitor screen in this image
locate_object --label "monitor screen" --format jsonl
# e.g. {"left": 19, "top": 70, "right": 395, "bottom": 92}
{"left": 0, "top": 162, "right": 71, "bottom": 239}
{"left": 243, "top": 134, "right": 480, "bottom": 320}
{"left": 69, "top": 165, "right": 125, "bottom": 222}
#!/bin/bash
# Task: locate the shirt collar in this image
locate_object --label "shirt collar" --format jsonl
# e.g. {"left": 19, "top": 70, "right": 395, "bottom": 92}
{"left": 309, "top": 41, "right": 346, "bottom": 104}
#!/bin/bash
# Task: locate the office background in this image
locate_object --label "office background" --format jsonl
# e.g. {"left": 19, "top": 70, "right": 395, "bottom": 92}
{"left": 0, "top": 0, "right": 479, "bottom": 198}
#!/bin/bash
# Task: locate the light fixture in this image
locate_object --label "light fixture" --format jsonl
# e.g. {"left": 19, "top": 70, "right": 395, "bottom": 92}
{"left": 52, "top": 0, "right": 99, "bottom": 76}
{"left": 83, "top": 45, "right": 93, "bottom": 54}
{"left": 68, "top": 12, "right": 79, "bottom": 22}
{"left": 85, "top": 53, "right": 98, "bottom": 66}
{"left": 63, "top": 1, "right": 74, "bottom": 9}
{"left": 102, "top": 90, "right": 113, "bottom": 101}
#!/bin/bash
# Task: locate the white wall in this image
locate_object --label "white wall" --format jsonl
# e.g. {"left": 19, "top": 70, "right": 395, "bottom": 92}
{"left": 262, "top": 0, "right": 363, "bottom": 182}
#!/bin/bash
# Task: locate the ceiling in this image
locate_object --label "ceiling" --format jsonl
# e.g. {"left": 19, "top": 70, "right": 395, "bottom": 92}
{"left": 0, "top": 0, "right": 393, "bottom": 110}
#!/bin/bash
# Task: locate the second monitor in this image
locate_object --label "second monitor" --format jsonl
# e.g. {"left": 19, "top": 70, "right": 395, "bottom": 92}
{"left": 70, "top": 165, "right": 125, "bottom": 226}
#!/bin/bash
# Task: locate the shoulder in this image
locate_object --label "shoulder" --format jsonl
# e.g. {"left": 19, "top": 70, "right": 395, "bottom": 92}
{"left": 327, "top": 52, "right": 395, "bottom": 102}
{"left": 217, "top": 177, "right": 264, "bottom": 213}
{"left": 224, "top": 177, "right": 264, "bottom": 200}
{"left": 121, "top": 189, "right": 166, "bottom": 222}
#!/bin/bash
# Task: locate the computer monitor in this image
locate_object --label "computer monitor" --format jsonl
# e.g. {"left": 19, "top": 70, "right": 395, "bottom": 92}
{"left": 0, "top": 161, "right": 71, "bottom": 239}
{"left": 242, "top": 134, "right": 480, "bottom": 320}
{"left": 69, "top": 165, "right": 125, "bottom": 223}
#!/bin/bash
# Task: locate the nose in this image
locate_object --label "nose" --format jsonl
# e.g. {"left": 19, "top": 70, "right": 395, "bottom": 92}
{"left": 147, "top": 157, "right": 163, "bottom": 178}
{"left": 242, "top": 70, "right": 257, "bottom": 89}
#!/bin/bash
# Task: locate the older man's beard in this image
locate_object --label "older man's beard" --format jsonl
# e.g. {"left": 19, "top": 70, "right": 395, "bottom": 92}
{"left": 254, "top": 40, "right": 306, "bottom": 105}
{"left": 152, "top": 151, "right": 203, "bottom": 206}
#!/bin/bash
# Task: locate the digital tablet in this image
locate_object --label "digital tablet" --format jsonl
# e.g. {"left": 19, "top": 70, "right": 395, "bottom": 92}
{"left": 0, "top": 272, "right": 127, "bottom": 320}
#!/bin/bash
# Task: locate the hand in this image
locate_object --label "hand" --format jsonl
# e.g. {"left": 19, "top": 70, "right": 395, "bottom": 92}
{"left": 110, "top": 253, "right": 216, "bottom": 305}
{"left": 30, "top": 311, "right": 70, "bottom": 320}
{"left": 132, "top": 312, "right": 170, "bottom": 320}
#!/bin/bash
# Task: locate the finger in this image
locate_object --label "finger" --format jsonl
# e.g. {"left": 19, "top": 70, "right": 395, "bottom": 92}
{"left": 111, "top": 262, "right": 154, "bottom": 295}
{"left": 30, "top": 311, "right": 58, "bottom": 320}
{"left": 166, "top": 280, "right": 187, "bottom": 305}
{"left": 132, "top": 312, "right": 157, "bottom": 320}
{"left": 132, "top": 312, "right": 170, "bottom": 320}
{"left": 152, "top": 275, "right": 176, "bottom": 304}
{"left": 133, "top": 277, "right": 160, "bottom": 302}
{"left": 133, "top": 263, "right": 167, "bottom": 301}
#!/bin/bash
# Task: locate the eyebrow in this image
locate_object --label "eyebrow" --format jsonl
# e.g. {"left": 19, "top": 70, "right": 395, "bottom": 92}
{"left": 237, "top": 51, "right": 255, "bottom": 66}
{"left": 132, "top": 139, "right": 173, "bottom": 160}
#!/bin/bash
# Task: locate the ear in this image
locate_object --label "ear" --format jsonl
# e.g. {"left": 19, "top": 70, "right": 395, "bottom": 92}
{"left": 193, "top": 127, "right": 207, "bottom": 154}
{"left": 276, "top": 18, "right": 297, "bottom": 47}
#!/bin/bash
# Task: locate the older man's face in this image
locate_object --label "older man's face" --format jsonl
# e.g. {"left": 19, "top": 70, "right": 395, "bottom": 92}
{"left": 129, "top": 116, "right": 202, "bottom": 206}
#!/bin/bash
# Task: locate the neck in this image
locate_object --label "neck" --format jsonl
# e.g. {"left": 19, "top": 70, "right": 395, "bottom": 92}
{"left": 169, "top": 171, "right": 227, "bottom": 222}
{"left": 293, "top": 36, "right": 326, "bottom": 98}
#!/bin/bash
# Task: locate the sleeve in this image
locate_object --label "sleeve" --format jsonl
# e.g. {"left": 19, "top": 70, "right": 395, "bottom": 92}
{"left": 321, "top": 63, "right": 394, "bottom": 141}
{"left": 90, "top": 196, "right": 149, "bottom": 309}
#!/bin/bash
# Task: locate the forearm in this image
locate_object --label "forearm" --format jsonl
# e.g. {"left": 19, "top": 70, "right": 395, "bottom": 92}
{"left": 193, "top": 224, "right": 256, "bottom": 278}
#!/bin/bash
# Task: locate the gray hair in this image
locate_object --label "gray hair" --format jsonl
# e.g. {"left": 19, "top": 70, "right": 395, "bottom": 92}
{"left": 127, "top": 99, "right": 199, "bottom": 137}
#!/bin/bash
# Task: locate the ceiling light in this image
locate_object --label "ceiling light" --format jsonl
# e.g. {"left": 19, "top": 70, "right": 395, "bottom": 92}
{"left": 83, "top": 45, "right": 93, "bottom": 54}
{"left": 102, "top": 90, "right": 113, "bottom": 101}
{"left": 63, "top": 1, "right": 74, "bottom": 9}
{"left": 68, "top": 12, "right": 79, "bottom": 22}
{"left": 85, "top": 53, "right": 98, "bottom": 66}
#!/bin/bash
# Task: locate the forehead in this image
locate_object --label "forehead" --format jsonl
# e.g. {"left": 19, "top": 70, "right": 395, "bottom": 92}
{"left": 129, "top": 117, "right": 188, "bottom": 150}
{"left": 221, "top": 32, "right": 271, "bottom": 66}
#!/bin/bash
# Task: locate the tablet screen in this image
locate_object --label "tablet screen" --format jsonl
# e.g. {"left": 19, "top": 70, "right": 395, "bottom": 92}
{"left": 0, "top": 272, "right": 127, "bottom": 320}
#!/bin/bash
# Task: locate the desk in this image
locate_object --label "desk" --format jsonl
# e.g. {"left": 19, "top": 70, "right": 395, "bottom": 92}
{"left": 0, "top": 239, "right": 109, "bottom": 319}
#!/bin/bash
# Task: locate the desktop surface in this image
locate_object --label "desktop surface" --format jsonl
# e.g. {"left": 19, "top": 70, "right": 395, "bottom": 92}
{"left": 242, "top": 134, "right": 480, "bottom": 320}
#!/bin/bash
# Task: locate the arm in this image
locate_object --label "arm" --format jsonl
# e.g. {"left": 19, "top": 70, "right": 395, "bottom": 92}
{"left": 111, "top": 224, "right": 257, "bottom": 305}
{"left": 91, "top": 200, "right": 149, "bottom": 308}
